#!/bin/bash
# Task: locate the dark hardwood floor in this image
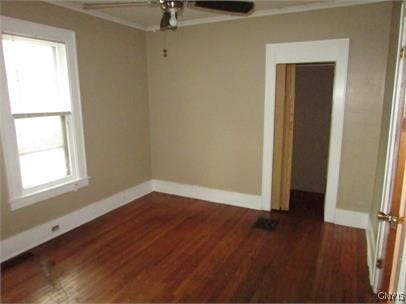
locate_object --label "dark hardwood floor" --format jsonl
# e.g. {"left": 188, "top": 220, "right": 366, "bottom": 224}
{"left": 1, "top": 192, "right": 376, "bottom": 303}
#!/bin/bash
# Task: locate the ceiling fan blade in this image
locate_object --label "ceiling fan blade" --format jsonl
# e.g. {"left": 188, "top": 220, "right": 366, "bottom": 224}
{"left": 160, "top": 11, "right": 177, "bottom": 31}
{"left": 192, "top": 1, "right": 254, "bottom": 14}
{"left": 83, "top": 1, "right": 157, "bottom": 10}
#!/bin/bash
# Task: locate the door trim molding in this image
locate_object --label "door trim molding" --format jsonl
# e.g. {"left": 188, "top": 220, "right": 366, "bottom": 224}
{"left": 366, "top": 215, "right": 377, "bottom": 287}
{"left": 261, "top": 39, "right": 350, "bottom": 223}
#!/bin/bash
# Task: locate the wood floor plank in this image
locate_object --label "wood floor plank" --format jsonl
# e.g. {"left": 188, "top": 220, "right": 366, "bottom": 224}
{"left": 1, "top": 192, "right": 376, "bottom": 303}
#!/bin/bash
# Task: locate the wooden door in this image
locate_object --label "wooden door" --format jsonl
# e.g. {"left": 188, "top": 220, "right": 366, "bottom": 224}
{"left": 380, "top": 48, "right": 406, "bottom": 294}
{"left": 271, "top": 64, "right": 295, "bottom": 211}
{"left": 371, "top": 8, "right": 406, "bottom": 295}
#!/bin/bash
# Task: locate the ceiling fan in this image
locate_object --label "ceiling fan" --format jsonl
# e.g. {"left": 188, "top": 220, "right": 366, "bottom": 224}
{"left": 83, "top": 1, "right": 255, "bottom": 31}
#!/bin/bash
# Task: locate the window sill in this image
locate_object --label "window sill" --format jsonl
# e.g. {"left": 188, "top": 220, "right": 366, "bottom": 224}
{"left": 9, "top": 177, "right": 90, "bottom": 211}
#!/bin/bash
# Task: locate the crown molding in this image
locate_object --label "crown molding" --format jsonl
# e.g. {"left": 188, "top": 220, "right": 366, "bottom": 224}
{"left": 48, "top": 1, "right": 147, "bottom": 31}
{"left": 47, "top": 0, "right": 384, "bottom": 33}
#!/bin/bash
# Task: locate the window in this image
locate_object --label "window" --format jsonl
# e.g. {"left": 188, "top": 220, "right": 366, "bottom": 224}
{"left": 0, "top": 17, "right": 88, "bottom": 210}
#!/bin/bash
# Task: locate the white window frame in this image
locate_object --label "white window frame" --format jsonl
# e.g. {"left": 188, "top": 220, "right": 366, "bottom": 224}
{"left": 0, "top": 16, "right": 88, "bottom": 210}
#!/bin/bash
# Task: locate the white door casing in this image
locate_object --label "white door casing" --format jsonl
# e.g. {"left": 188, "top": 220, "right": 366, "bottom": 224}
{"left": 262, "top": 39, "right": 350, "bottom": 223}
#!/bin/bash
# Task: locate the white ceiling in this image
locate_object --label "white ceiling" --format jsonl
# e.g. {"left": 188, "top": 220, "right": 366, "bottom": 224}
{"left": 59, "top": 0, "right": 373, "bottom": 31}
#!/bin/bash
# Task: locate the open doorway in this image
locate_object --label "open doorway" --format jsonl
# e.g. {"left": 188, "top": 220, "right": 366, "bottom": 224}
{"left": 291, "top": 63, "right": 334, "bottom": 219}
{"left": 270, "top": 63, "right": 334, "bottom": 219}
{"left": 262, "top": 39, "right": 350, "bottom": 223}
{"left": 292, "top": 63, "right": 334, "bottom": 218}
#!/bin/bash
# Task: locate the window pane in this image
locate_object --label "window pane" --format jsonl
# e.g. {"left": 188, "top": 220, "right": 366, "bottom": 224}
{"left": 14, "top": 116, "right": 65, "bottom": 155}
{"left": 19, "top": 148, "right": 70, "bottom": 189}
{"left": 2, "top": 35, "right": 71, "bottom": 114}
{"left": 14, "top": 116, "right": 71, "bottom": 189}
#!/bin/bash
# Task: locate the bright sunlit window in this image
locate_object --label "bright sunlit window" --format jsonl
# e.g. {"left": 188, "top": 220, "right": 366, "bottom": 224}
{"left": 0, "top": 17, "right": 88, "bottom": 210}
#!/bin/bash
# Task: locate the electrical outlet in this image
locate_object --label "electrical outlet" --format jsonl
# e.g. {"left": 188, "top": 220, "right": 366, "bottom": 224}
{"left": 51, "top": 225, "right": 60, "bottom": 232}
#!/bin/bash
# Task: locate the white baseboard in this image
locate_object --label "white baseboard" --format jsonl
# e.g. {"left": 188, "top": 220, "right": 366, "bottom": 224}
{"left": 366, "top": 215, "right": 376, "bottom": 288}
{"left": 152, "top": 180, "right": 371, "bottom": 227}
{"left": 152, "top": 179, "right": 263, "bottom": 210}
{"left": 0, "top": 180, "right": 153, "bottom": 263}
{"left": 1, "top": 178, "right": 370, "bottom": 263}
{"left": 334, "top": 208, "right": 368, "bottom": 229}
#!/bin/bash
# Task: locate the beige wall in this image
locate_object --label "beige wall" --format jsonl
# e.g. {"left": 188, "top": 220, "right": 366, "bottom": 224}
{"left": 291, "top": 64, "right": 334, "bottom": 194}
{"left": 0, "top": 1, "right": 151, "bottom": 239}
{"left": 0, "top": 1, "right": 399, "bottom": 240}
{"left": 147, "top": 2, "right": 394, "bottom": 212}
{"left": 369, "top": 3, "right": 402, "bottom": 236}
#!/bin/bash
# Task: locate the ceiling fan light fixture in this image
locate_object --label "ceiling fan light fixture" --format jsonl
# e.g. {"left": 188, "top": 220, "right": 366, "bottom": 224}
{"left": 159, "top": 1, "right": 182, "bottom": 30}
{"left": 169, "top": 8, "right": 177, "bottom": 27}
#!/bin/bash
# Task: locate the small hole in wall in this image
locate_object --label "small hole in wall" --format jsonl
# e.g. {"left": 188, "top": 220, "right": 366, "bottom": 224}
{"left": 51, "top": 225, "right": 60, "bottom": 232}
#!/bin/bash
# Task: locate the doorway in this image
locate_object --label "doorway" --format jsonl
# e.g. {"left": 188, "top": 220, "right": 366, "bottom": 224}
{"left": 261, "top": 39, "right": 350, "bottom": 223}
{"left": 271, "top": 63, "right": 335, "bottom": 217}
